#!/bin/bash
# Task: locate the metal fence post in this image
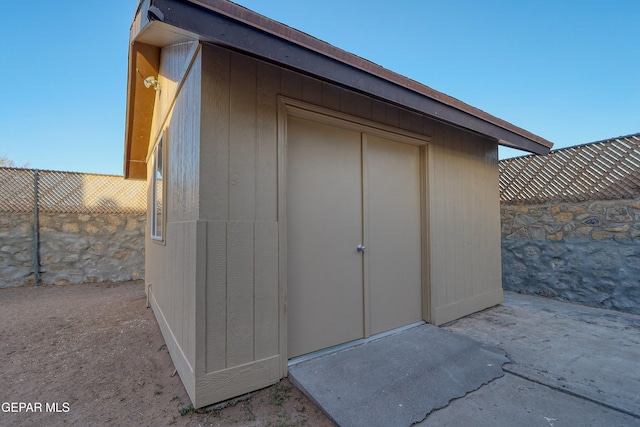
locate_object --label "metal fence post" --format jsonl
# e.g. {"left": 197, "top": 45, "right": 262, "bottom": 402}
{"left": 33, "top": 170, "right": 40, "bottom": 286}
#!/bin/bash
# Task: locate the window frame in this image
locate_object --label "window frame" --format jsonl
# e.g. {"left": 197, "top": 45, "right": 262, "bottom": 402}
{"left": 151, "top": 130, "right": 166, "bottom": 242}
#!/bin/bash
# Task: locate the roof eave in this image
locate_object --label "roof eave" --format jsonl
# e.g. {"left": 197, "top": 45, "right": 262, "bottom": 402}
{"left": 158, "top": 0, "right": 552, "bottom": 153}
{"left": 124, "top": 2, "right": 209, "bottom": 179}
{"left": 124, "top": 0, "right": 552, "bottom": 179}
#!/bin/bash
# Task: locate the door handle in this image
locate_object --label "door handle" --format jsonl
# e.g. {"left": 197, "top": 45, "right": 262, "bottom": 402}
{"left": 357, "top": 244, "right": 366, "bottom": 252}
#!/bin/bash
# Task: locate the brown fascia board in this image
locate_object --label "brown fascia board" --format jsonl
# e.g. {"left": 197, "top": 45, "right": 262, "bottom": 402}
{"left": 130, "top": 0, "right": 553, "bottom": 159}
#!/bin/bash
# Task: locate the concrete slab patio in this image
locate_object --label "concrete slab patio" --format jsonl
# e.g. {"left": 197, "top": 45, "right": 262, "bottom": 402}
{"left": 422, "top": 373, "right": 638, "bottom": 427}
{"left": 442, "top": 292, "right": 640, "bottom": 419}
{"left": 289, "top": 292, "right": 640, "bottom": 427}
{"left": 289, "top": 325, "right": 508, "bottom": 427}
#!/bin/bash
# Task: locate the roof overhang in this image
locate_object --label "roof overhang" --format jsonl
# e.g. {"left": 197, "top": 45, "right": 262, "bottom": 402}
{"left": 124, "top": 0, "right": 553, "bottom": 179}
{"left": 124, "top": 41, "right": 159, "bottom": 180}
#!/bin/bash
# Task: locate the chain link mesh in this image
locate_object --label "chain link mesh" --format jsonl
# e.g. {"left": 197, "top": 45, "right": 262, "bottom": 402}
{"left": 0, "top": 168, "right": 147, "bottom": 213}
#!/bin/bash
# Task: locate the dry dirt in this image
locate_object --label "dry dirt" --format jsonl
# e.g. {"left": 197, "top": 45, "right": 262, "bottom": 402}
{"left": 0, "top": 280, "right": 334, "bottom": 427}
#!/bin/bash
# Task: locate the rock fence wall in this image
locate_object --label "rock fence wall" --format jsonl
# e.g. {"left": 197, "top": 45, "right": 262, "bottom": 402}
{"left": 0, "top": 212, "right": 145, "bottom": 288}
{"left": 501, "top": 199, "right": 640, "bottom": 315}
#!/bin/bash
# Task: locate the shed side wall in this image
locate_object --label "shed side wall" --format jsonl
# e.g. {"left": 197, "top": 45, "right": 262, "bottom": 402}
{"left": 428, "top": 124, "right": 503, "bottom": 325}
{"left": 145, "top": 42, "right": 201, "bottom": 401}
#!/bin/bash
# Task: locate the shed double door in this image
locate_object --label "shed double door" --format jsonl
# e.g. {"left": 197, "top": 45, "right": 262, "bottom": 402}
{"left": 287, "top": 115, "right": 423, "bottom": 359}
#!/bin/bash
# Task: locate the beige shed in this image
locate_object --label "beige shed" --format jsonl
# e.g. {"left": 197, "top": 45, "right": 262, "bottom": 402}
{"left": 124, "top": 0, "right": 553, "bottom": 408}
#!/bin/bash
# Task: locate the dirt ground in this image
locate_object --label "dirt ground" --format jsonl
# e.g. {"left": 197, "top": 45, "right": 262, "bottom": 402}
{"left": 0, "top": 281, "right": 334, "bottom": 427}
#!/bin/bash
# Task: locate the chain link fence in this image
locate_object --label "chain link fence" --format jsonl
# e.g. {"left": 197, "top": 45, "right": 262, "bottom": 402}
{"left": 0, "top": 167, "right": 147, "bottom": 213}
{"left": 0, "top": 167, "right": 147, "bottom": 287}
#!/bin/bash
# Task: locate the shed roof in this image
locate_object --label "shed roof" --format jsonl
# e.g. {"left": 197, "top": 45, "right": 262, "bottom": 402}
{"left": 125, "top": 0, "right": 553, "bottom": 179}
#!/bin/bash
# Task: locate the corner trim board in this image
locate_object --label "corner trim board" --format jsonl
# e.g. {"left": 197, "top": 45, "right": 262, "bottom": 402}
{"left": 194, "top": 355, "right": 280, "bottom": 408}
{"left": 149, "top": 291, "right": 196, "bottom": 400}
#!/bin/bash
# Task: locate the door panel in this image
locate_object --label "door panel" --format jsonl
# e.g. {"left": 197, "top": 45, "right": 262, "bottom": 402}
{"left": 366, "top": 135, "right": 422, "bottom": 335}
{"left": 287, "top": 116, "right": 364, "bottom": 358}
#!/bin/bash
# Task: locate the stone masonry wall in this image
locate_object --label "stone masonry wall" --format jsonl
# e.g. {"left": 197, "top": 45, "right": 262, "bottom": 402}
{"left": 0, "top": 212, "right": 145, "bottom": 288}
{"left": 501, "top": 199, "right": 640, "bottom": 315}
{"left": 0, "top": 213, "right": 34, "bottom": 287}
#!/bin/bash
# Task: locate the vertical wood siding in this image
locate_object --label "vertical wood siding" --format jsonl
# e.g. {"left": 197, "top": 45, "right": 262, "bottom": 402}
{"left": 199, "top": 44, "right": 281, "bottom": 375}
{"left": 196, "top": 44, "right": 282, "bottom": 405}
{"left": 427, "top": 123, "right": 503, "bottom": 325}
{"left": 145, "top": 42, "right": 202, "bottom": 401}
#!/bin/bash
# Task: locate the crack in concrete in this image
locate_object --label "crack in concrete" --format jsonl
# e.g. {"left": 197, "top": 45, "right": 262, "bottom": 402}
{"left": 504, "top": 368, "right": 640, "bottom": 420}
{"left": 411, "top": 358, "right": 512, "bottom": 426}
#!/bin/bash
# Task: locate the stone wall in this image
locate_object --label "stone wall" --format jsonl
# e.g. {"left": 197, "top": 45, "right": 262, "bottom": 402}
{"left": 0, "top": 212, "right": 145, "bottom": 288}
{"left": 0, "top": 213, "right": 34, "bottom": 287}
{"left": 501, "top": 199, "right": 640, "bottom": 315}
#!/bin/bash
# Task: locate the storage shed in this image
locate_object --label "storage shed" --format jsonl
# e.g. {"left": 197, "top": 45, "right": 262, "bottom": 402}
{"left": 124, "top": 0, "right": 553, "bottom": 408}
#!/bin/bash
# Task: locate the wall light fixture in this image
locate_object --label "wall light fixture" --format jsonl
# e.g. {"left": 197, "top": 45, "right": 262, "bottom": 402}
{"left": 143, "top": 76, "right": 160, "bottom": 91}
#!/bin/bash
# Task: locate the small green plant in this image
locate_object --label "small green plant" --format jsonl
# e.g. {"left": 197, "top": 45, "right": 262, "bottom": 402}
{"left": 154, "top": 390, "right": 163, "bottom": 395}
{"left": 158, "top": 344, "right": 167, "bottom": 352}
{"left": 179, "top": 404, "right": 196, "bottom": 416}
{"left": 271, "top": 383, "right": 291, "bottom": 407}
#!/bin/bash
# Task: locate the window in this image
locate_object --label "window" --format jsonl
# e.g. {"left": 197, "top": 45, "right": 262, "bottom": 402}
{"left": 151, "top": 132, "right": 165, "bottom": 241}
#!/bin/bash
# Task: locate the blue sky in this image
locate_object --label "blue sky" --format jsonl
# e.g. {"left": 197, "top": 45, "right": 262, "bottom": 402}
{"left": 1, "top": 1, "right": 638, "bottom": 175}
